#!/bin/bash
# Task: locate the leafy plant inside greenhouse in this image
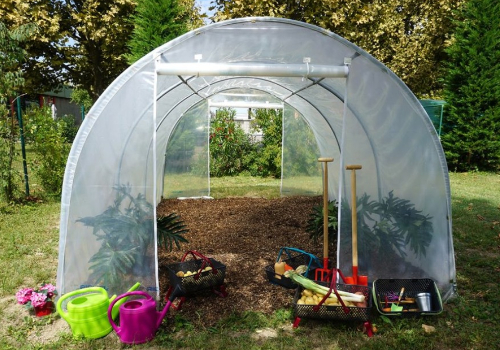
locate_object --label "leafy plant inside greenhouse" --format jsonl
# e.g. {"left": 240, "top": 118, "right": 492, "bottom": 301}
{"left": 346, "top": 190, "right": 434, "bottom": 260}
{"left": 76, "top": 184, "right": 189, "bottom": 291}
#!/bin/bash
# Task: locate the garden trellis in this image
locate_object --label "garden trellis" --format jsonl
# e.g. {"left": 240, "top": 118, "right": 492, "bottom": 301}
{"left": 57, "top": 18, "right": 456, "bottom": 301}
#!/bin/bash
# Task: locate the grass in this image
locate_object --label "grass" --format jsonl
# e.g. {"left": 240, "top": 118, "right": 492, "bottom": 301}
{"left": 0, "top": 172, "right": 499, "bottom": 349}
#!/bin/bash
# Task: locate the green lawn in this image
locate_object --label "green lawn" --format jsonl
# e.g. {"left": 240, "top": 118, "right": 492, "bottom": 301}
{"left": 0, "top": 172, "right": 499, "bottom": 349}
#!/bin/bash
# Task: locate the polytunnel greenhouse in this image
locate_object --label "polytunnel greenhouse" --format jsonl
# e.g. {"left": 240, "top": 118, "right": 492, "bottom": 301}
{"left": 56, "top": 17, "right": 456, "bottom": 301}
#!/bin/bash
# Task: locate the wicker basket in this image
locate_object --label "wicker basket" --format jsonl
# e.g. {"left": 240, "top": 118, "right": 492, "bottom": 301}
{"left": 167, "top": 250, "right": 226, "bottom": 296}
{"left": 265, "top": 247, "right": 322, "bottom": 289}
{"left": 372, "top": 278, "right": 443, "bottom": 316}
{"left": 293, "top": 280, "right": 372, "bottom": 322}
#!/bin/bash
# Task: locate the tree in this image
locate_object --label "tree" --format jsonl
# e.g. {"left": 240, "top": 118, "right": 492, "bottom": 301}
{"left": 126, "top": 0, "right": 190, "bottom": 64}
{"left": 248, "top": 108, "right": 282, "bottom": 177}
{"left": 0, "top": 22, "right": 36, "bottom": 102}
{"left": 209, "top": 108, "right": 253, "bottom": 176}
{"left": 441, "top": 0, "right": 500, "bottom": 171}
{"left": 1, "top": 0, "right": 205, "bottom": 101}
{"left": 0, "top": 0, "right": 136, "bottom": 101}
{"left": 212, "top": 0, "right": 462, "bottom": 98}
{"left": 0, "top": 21, "right": 36, "bottom": 201}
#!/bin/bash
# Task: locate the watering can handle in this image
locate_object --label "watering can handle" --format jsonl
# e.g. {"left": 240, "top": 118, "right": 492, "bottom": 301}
{"left": 108, "top": 291, "right": 152, "bottom": 333}
{"left": 56, "top": 287, "right": 107, "bottom": 322}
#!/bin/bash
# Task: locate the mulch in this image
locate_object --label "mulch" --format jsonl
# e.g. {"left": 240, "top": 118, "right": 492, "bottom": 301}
{"left": 156, "top": 196, "right": 330, "bottom": 327}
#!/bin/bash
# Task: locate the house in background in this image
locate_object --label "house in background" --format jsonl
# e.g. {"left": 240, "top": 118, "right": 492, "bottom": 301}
{"left": 38, "top": 86, "right": 84, "bottom": 123}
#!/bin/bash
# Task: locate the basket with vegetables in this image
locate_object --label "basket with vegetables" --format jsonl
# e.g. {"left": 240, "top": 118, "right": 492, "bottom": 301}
{"left": 265, "top": 247, "right": 322, "bottom": 289}
{"left": 287, "top": 269, "right": 372, "bottom": 322}
{"left": 166, "top": 250, "right": 226, "bottom": 296}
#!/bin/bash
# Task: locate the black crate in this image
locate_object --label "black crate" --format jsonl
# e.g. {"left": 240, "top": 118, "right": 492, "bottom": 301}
{"left": 265, "top": 248, "right": 322, "bottom": 289}
{"left": 293, "top": 282, "right": 372, "bottom": 322}
{"left": 372, "top": 278, "right": 443, "bottom": 316}
{"left": 167, "top": 258, "right": 226, "bottom": 296}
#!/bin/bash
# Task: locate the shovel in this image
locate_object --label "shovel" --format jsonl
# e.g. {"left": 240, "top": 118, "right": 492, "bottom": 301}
{"left": 315, "top": 157, "right": 334, "bottom": 282}
{"left": 344, "top": 165, "right": 368, "bottom": 286}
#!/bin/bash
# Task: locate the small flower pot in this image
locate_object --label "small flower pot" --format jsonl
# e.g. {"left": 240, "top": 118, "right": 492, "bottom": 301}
{"left": 34, "top": 301, "right": 55, "bottom": 317}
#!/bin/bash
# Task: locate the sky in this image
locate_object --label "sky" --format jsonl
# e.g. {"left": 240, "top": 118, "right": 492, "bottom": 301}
{"left": 196, "top": 0, "right": 215, "bottom": 18}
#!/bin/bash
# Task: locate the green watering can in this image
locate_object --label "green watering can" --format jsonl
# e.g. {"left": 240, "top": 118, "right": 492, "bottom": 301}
{"left": 56, "top": 282, "right": 140, "bottom": 339}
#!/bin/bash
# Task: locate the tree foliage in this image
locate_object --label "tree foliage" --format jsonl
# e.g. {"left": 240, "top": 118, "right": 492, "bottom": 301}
{"left": 0, "top": 21, "right": 36, "bottom": 103}
{"left": 1, "top": 1, "right": 204, "bottom": 102}
{"left": 0, "top": 0, "right": 136, "bottom": 101}
{"left": 209, "top": 108, "right": 253, "bottom": 176}
{"left": 441, "top": 0, "right": 500, "bottom": 171}
{"left": 0, "top": 20, "right": 36, "bottom": 201}
{"left": 248, "top": 108, "right": 282, "bottom": 177}
{"left": 126, "top": 0, "right": 191, "bottom": 64}
{"left": 212, "top": 0, "right": 462, "bottom": 98}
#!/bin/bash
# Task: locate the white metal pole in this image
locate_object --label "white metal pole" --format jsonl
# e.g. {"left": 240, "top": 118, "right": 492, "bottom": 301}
{"left": 157, "top": 62, "right": 348, "bottom": 78}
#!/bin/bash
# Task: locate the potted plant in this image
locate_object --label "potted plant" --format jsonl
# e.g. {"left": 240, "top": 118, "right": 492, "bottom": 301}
{"left": 16, "top": 283, "right": 57, "bottom": 317}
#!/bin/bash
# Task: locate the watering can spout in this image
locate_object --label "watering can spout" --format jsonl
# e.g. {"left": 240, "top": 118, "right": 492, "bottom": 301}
{"left": 156, "top": 285, "right": 182, "bottom": 329}
{"left": 110, "top": 282, "right": 141, "bottom": 320}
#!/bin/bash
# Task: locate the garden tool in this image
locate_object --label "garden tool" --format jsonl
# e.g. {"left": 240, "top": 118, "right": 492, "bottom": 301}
{"left": 344, "top": 165, "right": 368, "bottom": 286}
{"left": 56, "top": 282, "right": 140, "bottom": 339}
{"left": 315, "top": 157, "right": 334, "bottom": 282}
{"left": 390, "top": 287, "right": 405, "bottom": 312}
{"left": 108, "top": 286, "right": 182, "bottom": 344}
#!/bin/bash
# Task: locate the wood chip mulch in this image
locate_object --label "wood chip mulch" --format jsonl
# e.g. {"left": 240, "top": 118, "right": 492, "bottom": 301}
{"left": 156, "top": 196, "right": 331, "bottom": 328}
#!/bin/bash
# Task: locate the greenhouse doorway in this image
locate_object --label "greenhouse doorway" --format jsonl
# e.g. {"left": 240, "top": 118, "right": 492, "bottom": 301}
{"left": 162, "top": 91, "right": 324, "bottom": 199}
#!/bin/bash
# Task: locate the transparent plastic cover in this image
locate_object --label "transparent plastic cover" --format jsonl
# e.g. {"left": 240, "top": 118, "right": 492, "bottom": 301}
{"left": 57, "top": 18, "right": 455, "bottom": 300}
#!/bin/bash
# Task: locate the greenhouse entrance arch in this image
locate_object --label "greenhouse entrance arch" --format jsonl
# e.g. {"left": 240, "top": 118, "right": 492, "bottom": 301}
{"left": 57, "top": 17, "right": 456, "bottom": 302}
{"left": 163, "top": 92, "right": 326, "bottom": 199}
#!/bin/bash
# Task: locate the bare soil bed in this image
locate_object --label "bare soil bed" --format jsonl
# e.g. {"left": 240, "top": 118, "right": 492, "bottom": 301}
{"left": 157, "top": 196, "right": 327, "bottom": 327}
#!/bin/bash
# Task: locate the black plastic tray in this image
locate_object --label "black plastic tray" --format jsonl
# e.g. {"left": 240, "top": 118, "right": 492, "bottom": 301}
{"left": 372, "top": 278, "right": 443, "bottom": 316}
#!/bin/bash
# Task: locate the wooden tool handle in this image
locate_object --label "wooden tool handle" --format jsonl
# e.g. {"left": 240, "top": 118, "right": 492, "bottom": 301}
{"left": 318, "top": 157, "right": 334, "bottom": 163}
{"left": 346, "top": 165, "right": 361, "bottom": 267}
{"left": 318, "top": 157, "right": 334, "bottom": 260}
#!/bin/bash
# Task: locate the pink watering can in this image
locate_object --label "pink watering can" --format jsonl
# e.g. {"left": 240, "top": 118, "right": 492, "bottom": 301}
{"left": 108, "top": 286, "right": 181, "bottom": 344}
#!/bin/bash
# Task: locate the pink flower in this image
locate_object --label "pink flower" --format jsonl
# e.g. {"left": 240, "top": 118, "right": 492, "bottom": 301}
{"left": 30, "top": 292, "right": 47, "bottom": 307}
{"left": 40, "top": 283, "right": 56, "bottom": 293}
{"left": 16, "top": 288, "right": 33, "bottom": 304}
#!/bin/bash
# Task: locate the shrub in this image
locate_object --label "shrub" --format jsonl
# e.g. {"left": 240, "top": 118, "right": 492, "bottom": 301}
{"left": 306, "top": 200, "right": 339, "bottom": 246}
{"left": 59, "top": 114, "right": 80, "bottom": 143}
{"left": 24, "top": 106, "right": 70, "bottom": 197}
{"left": 0, "top": 105, "right": 21, "bottom": 201}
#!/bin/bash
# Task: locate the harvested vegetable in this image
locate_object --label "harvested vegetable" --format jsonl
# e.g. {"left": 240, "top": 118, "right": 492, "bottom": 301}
{"left": 353, "top": 292, "right": 367, "bottom": 307}
{"left": 274, "top": 259, "right": 286, "bottom": 279}
{"left": 302, "top": 289, "right": 313, "bottom": 297}
{"left": 295, "top": 265, "right": 308, "bottom": 275}
{"left": 284, "top": 270, "right": 365, "bottom": 303}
